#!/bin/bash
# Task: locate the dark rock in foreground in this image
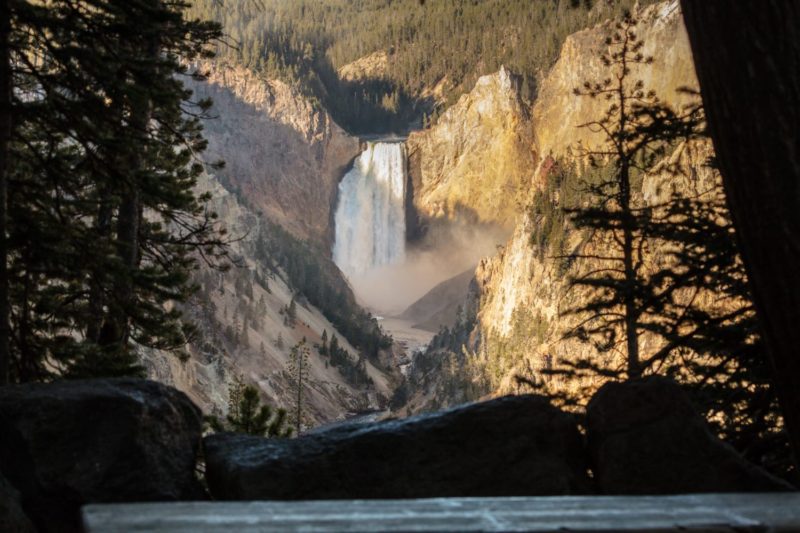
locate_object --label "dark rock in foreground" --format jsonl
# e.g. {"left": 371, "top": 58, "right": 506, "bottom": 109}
{"left": 0, "top": 378, "right": 204, "bottom": 533}
{"left": 587, "top": 377, "right": 794, "bottom": 494}
{"left": 0, "top": 472, "right": 35, "bottom": 533}
{"left": 205, "top": 394, "right": 592, "bottom": 500}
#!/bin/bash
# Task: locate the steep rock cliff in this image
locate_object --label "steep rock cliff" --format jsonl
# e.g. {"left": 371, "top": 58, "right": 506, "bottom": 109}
{"left": 478, "top": 0, "right": 696, "bottom": 343}
{"left": 143, "top": 63, "right": 398, "bottom": 426}
{"left": 472, "top": 138, "right": 719, "bottom": 398}
{"left": 337, "top": 51, "right": 390, "bottom": 82}
{"left": 406, "top": 66, "right": 537, "bottom": 233}
{"left": 143, "top": 172, "right": 395, "bottom": 426}
{"left": 187, "top": 61, "right": 360, "bottom": 244}
{"left": 533, "top": 0, "right": 695, "bottom": 159}
{"left": 399, "top": 0, "right": 711, "bottom": 412}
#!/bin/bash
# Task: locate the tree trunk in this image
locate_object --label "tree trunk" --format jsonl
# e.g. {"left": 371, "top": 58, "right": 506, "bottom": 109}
{"left": 98, "top": 100, "right": 149, "bottom": 350}
{"left": 680, "top": 0, "right": 800, "bottom": 463}
{"left": 620, "top": 161, "right": 641, "bottom": 379}
{"left": 108, "top": 178, "right": 141, "bottom": 347}
{"left": 86, "top": 185, "right": 113, "bottom": 344}
{"left": 0, "top": 0, "right": 12, "bottom": 385}
{"left": 295, "top": 353, "right": 303, "bottom": 434}
{"left": 101, "top": 24, "right": 159, "bottom": 350}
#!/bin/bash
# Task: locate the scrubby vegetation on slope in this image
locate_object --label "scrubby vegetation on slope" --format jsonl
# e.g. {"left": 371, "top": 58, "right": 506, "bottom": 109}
{"left": 254, "top": 220, "right": 392, "bottom": 363}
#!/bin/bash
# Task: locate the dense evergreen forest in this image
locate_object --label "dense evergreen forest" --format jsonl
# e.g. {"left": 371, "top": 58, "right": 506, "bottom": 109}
{"left": 0, "top": 0, "right": 227, "bottom": 383}
{"left": 186, "top": 0, "right": 655, "bottom": 133}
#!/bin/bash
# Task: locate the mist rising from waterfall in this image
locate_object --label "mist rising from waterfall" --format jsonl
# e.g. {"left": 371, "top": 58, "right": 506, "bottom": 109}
{"left": 333, "top": 142, "right": 407, "bottom": 278}
{"left": 350, "top": 222, "right": 510, "bottom": 315}
{"left": 333, "top": 141, "right": 510, "bottom": 316}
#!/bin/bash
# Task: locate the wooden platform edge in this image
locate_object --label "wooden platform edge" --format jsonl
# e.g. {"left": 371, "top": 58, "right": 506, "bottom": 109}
{"left": 82, "top": 493, "right": 800, "bottom": 532}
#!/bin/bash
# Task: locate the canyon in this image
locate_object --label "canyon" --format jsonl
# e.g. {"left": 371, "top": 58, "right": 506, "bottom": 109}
{"left": 143, "top": 0, "right": 707, "bottom": 426}
{"left": 4, "top": 2, "right": 798, "bottom": 530}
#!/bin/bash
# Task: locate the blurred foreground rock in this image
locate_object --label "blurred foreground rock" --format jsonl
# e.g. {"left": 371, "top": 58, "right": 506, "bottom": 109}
{"left": 0, "top": 379, "right": 204, "bottom": 532}
{"left": 0, "top": 472, "right": 35, "bottom": 533}
{"left": 587, "top": 377, "right": 794, "bottom": 494}
{"left": 205, "top": 394, "right": 592, "bottom": 500}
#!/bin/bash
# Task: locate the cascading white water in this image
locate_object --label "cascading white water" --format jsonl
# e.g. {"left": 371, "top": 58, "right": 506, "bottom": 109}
{"left": 333, "top": 142, "right": 407, "bottom": 279}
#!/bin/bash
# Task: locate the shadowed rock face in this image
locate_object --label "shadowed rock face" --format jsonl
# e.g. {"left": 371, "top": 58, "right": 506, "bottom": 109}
{"left": 142, "top": 173, "right": 395, "bottom": 427}
{"left": 0, "top": 379, "right": 204, "bottom": 533}
{"left": 400, "top": 268, "right": 476, "bottom": 331}
{"left": 205, "top": 395, "right": 592, "bottom": 500}
{"left": 186, "top": 61, "right": 360, "bottom": 246}
{"left": 587, "top": 377, "right": 794, "bottom": 494}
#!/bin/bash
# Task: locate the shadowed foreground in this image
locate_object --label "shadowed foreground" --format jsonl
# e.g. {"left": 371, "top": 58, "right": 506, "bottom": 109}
{"left": 83, "top": 493, "right": 800, "bottom": 532}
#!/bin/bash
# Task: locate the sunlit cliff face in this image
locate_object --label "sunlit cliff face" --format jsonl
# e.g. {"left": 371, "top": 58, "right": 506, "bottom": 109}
{"left": 332, "top": 141, "right": 508, "bottom": 315}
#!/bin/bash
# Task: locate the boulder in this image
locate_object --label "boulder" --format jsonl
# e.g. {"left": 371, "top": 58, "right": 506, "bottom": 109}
{"left": 0, "top": 378, "right": 204, "bottom": 532}
{"left": 587, "top": 377, "right": 794, "bottom": 494}
{"left": 0, "top": 472, "right": 35, "bottom": 533}
{"left": 205, "top": 394, "right": 592, "bottom": 500}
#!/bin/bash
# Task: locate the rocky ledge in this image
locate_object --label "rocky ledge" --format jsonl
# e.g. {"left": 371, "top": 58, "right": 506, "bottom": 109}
{"left": 0, "top": 376, "right": 793, "bottom": 532}
{"left": 204, "top": 394, "right": 592, "bottom": 500}
{"left": 588, "top": 377, "right": 793, "bottom": 494}
{"left": 0, "top": 379, "right": 204, "bottom": 533}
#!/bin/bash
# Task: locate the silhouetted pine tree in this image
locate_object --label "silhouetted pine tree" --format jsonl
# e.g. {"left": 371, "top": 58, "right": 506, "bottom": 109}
{"left": 536, "top": 12, "right": 789, "bottom": 478}
{"left": 562, "top": 11, "right": 702, "bottom": 379}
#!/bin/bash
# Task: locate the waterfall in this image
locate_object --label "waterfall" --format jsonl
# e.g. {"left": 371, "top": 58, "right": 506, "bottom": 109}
{"left": 333, "top": 142, "right": 407, "bottom": 278}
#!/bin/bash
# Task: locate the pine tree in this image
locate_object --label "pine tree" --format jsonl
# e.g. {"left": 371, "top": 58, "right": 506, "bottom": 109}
{"left": 224, "top": 325, "right": 235, "bottom": 344}
{"left": 240, "top": 317, "right": 250, "bottom": 349}
{"left": 563, "top": 11, "right": 701, "bottom": 379}
{"left": 1, "top": 0, "right": 226, "bottom": 381}
{"left": 287, "top": 339, "right": 311, "bottom": 433}
{"left": 320, "top": 329, "right": 329, "bottom": 357}
{"left": 207, "top": 375, "right": 293, "bottom": 437}
{"left": 540, "top": 11, "right": 788, "bottom": 476}
{"left": 330, "top": 333, "right": 339, "bottom": 357}
{"left": 285, "top": 297, "right": 298, "bottom": 327}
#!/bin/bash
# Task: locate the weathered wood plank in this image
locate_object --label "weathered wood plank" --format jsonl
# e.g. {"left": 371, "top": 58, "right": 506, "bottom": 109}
{"left": 82, "top": 493, "right": 800, "bottom": 532}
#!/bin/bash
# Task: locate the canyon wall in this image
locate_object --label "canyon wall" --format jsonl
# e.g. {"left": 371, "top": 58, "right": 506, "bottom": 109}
{"left": 406, "top": 66, "right": 537, "bottom": 233}
{"left": 143, "top": 63, "right": 399, "bottom": 426}
{"left": 399, "top": 0, "right": 713, "bottom": 413}
{"left": 479, "top": 0, "right": 697, "bottom": 344}
{"left": 143, "top": 172, "right": 395, "bottom": 425}
{"left": 187, "top": 61, "right": 360, "bottom": 245}
{"left": 533, "top": 0, "right": 696, "bottom": 158}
